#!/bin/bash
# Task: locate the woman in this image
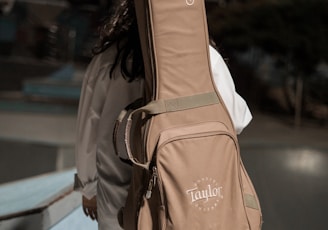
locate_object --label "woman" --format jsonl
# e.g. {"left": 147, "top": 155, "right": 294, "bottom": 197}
{"left": 74, "top": 1, "right": 252, "bottom": 229}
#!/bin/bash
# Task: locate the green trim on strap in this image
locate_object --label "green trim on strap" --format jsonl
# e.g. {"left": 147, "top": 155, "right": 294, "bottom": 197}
{"left": 244, "top": 194, "right": 260, "bottom": 210}
{"left": 140, "top": 92, "right": 219, "bottom": 115}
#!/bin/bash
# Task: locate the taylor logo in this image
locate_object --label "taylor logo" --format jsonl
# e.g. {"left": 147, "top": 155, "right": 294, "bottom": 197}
{"left": 186, "top": 0, "right": 194, "bottom": 6}
{"left": 186, "top": 177, "right": 223, "bottom": 212}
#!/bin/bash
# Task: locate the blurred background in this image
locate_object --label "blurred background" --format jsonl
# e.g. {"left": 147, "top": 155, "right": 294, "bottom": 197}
{"left": 0, "top": 0, "right": 327, "bottom": 229}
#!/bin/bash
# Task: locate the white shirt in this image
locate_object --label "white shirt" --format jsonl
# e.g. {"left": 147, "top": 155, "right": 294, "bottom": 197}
{"left": 209, "top": 46, "right": 252, "bottom": 134}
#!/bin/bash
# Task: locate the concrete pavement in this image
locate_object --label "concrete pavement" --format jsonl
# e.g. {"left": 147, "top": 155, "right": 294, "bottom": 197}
{"left": 238, "top": 111, "right": 328, "bottom": 230}
{"left": 239, "top": 111, "right": 328, "bottom": 150}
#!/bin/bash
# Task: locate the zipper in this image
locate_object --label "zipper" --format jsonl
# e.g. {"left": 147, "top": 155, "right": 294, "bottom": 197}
{"left": 146, "top": 166, "right": 158, "bottom": 199}
{"left": 147, "top": 0, "right": 157, "bottom": 99}
{"left": 157, "top": 130, "right": 237, "bottom": 152}
{"left": 155, "top": 122, "right": 232, "bottom": 149}
{"left": 142, "top": 0, "right": 156, "bottom": 163}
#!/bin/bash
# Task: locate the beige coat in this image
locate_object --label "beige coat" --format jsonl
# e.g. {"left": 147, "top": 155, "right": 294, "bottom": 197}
{"left": 74, "top": 45, "right": 252, "bottom": 229}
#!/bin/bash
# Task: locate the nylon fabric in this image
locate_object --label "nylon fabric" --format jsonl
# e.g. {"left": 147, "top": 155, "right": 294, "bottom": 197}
{"left": 120, "top": 0, "right": 262, "bottom": 229}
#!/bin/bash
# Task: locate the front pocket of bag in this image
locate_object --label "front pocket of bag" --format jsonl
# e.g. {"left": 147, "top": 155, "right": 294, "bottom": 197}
{"left": 155, "top": 122, "right": 251, "bottom": 230}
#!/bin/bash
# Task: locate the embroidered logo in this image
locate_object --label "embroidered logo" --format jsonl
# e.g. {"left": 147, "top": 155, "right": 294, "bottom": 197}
{"left": 186, "top": 177, "right": 223, "bottom": 212}
{"left": 186, "top": 0, "right": 195, "bottom": 6}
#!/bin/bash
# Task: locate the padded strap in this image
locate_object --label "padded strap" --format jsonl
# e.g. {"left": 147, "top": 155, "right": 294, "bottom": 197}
{"left": 113, "top": 98, "right": 144, "bottom": 157}
{"left": 125, "top": 92, "right": 219, "bottom": 169}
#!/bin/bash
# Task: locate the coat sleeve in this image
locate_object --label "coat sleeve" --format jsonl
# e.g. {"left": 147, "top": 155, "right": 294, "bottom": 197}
{"left": 209, "top": 46, "right": 252, "bottom": 134}
{"left": 74, "top": 54, "right": 111, "bottom": 199}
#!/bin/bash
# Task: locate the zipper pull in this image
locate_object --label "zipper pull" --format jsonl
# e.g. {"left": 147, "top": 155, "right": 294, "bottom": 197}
{"left": 146, "top": 167, "right": 158, "bottom": 199}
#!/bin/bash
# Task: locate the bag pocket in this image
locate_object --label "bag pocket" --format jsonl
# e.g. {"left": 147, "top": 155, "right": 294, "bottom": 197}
{"left": 151, "top": 121, "right": 256, "bottom": 230}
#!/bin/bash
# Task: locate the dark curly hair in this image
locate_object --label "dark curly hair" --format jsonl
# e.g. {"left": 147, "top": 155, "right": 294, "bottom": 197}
{"left": 93, "top": 0, "right": 144, "bottom": 82}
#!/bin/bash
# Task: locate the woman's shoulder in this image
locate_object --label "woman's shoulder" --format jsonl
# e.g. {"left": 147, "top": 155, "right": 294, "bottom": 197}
{"left": 91, "top": 46, "right": 117, "bottom": 69}
{"left": 82, "top": 46, "right": 117, "bottom": 85}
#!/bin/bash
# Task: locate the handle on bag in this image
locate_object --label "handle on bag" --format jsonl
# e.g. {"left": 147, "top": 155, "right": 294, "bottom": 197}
{"left": 124, "top": 92, "right": 220, "bottom": 169}
{"left": 113, "top": 98, "right": 144, "bottom": 158}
